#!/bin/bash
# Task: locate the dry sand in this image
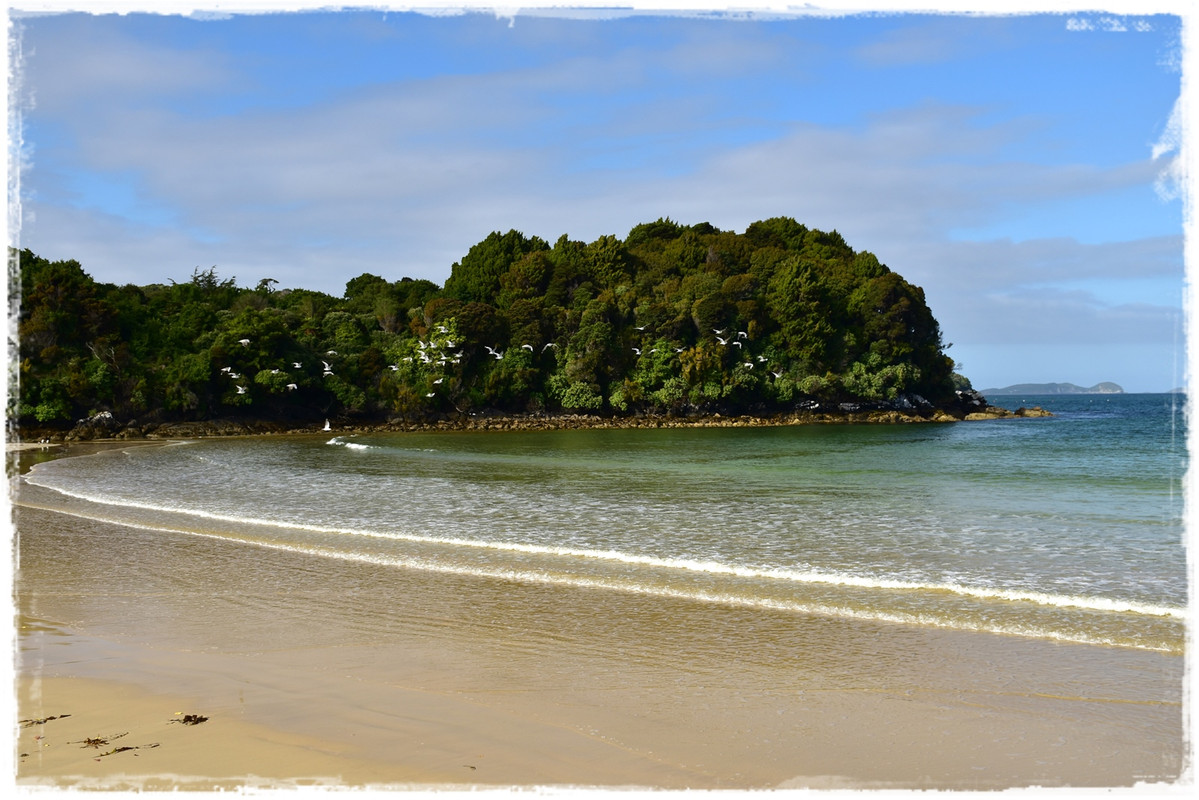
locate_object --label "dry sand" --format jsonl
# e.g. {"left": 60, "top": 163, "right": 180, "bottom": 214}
{"left": 15, "top": 676, "right": 451, "bottom": 791}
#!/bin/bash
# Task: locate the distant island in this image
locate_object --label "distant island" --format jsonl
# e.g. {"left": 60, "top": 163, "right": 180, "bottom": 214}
{"left": 11, "top": 217, "right": 1026, "bottom": 441}
{"left": 979, "top": 382, "right": 1124, "bottom": 395}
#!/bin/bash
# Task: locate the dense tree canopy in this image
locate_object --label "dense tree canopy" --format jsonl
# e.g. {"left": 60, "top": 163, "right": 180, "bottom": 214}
{"left": 10, "top": 217, "right": 962, "bottom": 427}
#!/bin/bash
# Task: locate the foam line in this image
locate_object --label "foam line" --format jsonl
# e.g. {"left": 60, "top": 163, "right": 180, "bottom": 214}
{"left": 14, "top": 498, "right": 1181, "bottom": 654}
{"left": 21, "top": 474, "right": 1184, "bottom": 621}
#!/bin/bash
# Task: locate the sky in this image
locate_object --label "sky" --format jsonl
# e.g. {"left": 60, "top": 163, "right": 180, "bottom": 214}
{"left": 3, "top": 1, "right": 1192, "bottom": 393}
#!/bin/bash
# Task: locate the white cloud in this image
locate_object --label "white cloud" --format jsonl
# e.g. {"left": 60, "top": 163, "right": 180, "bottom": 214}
{"left": 14, "top": 15, "right": 235, "bottom": 115}
{"left": 1151, "top": 96, "right": 1183, "bottom": 201}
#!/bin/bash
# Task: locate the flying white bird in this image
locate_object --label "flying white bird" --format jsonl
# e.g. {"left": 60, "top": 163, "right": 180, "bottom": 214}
{"left": 426, "top": 392, "right": 436, "bottom": 397}
{"left": 327, "top": 350, "right": 338, "bottom": 355}
{"left": 238, "top": 338, "right": 250, "bottom": 346}
{"left": 287, "top": 383, "right": 298, "bottom": 390}
{"left": 716, "top": 336, "right": 728, "bottom": 345}
{"left": 322, "top": 361, "right": 332, "bottom": 371}
{"left": 236, "top": 385, "right": 247, "bottom": 393}
{"left": 542, "top": 343, "right": 558, "bottom": 351}
{"left": 713, "top": 329, "right": 724, "bottom": 334}
{"left": 433, "top": 378, "right": 443, "bottom": 384}
{"left": 293, "top": 362, "right": 302, "bottom": 369}
{"left": 522, "top": 344, "right": 534, "bottom": 351}
{"left": 632, "top": 347, "right": 641, "bottom": 355}
{"left": 220, "top": 366, "right": 232, "bottom": 373}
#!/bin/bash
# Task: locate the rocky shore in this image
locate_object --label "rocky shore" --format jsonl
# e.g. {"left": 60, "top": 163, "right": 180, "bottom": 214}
{"left": 10, "top": 391, "right": 1052, "bottom": 445}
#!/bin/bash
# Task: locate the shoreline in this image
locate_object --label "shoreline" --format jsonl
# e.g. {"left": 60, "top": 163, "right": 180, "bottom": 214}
{"left": 8, "top": 400, "right": 1052, "bottom": 447}
{"left": 8, "top": 417, "right": 1186, "bottom": 791}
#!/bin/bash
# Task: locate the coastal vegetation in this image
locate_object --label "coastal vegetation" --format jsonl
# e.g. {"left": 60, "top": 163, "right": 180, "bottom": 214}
{"left": 10, "top": 217, "right": 975, "bottom": 434}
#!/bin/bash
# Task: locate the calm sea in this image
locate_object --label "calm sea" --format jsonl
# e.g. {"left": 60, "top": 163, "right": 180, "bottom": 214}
{"left": 21, "top": 393, "right": 1188, "bottom": 654}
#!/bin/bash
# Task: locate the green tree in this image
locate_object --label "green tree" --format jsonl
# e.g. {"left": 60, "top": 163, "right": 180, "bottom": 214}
{"left": 765, "top": 255, "right": 841, "bottom": 375}
{"left": 444, "top": 230, "right": 549, "bottom": 304}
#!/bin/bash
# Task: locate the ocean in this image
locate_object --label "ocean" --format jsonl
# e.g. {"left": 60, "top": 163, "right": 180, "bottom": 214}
{"left": 19, "top": 393, "right": 1188, "bottom": 656}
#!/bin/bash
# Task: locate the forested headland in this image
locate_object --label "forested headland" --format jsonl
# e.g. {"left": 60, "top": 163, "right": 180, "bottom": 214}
{"left": 10, "top": 216, "right": 1001, "bottom": 440}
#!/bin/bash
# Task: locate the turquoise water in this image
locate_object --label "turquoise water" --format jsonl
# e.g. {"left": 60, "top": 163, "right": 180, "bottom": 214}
{"left": 22, "top": 394, "right": 1188, "bottom": 653}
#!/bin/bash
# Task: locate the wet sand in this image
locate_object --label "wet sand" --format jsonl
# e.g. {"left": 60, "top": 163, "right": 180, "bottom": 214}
{"left": 6, "top": 443, "right": 1190, "bottom": 791}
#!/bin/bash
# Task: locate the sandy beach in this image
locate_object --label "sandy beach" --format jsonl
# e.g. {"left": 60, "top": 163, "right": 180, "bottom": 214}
{"left": 6, "top": 440, "right": 1191, "bottom": 791}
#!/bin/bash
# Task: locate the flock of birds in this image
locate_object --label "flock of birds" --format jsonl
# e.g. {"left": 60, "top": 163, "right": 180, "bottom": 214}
{"left": 219, "top": 337, "right": 338, "bottom": 399}
{"left": 218, "top": 325, "right": 784, "bottom": 402}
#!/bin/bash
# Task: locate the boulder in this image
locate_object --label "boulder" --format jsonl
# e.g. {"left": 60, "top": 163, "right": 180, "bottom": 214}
{"left": 66, "top": 410, "right": 122, "bottom": 440}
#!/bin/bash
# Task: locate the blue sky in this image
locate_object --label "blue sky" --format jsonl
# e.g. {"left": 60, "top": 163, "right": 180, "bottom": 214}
{"left": 5, "top": 2, "right": 1191, "bottom": 392}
